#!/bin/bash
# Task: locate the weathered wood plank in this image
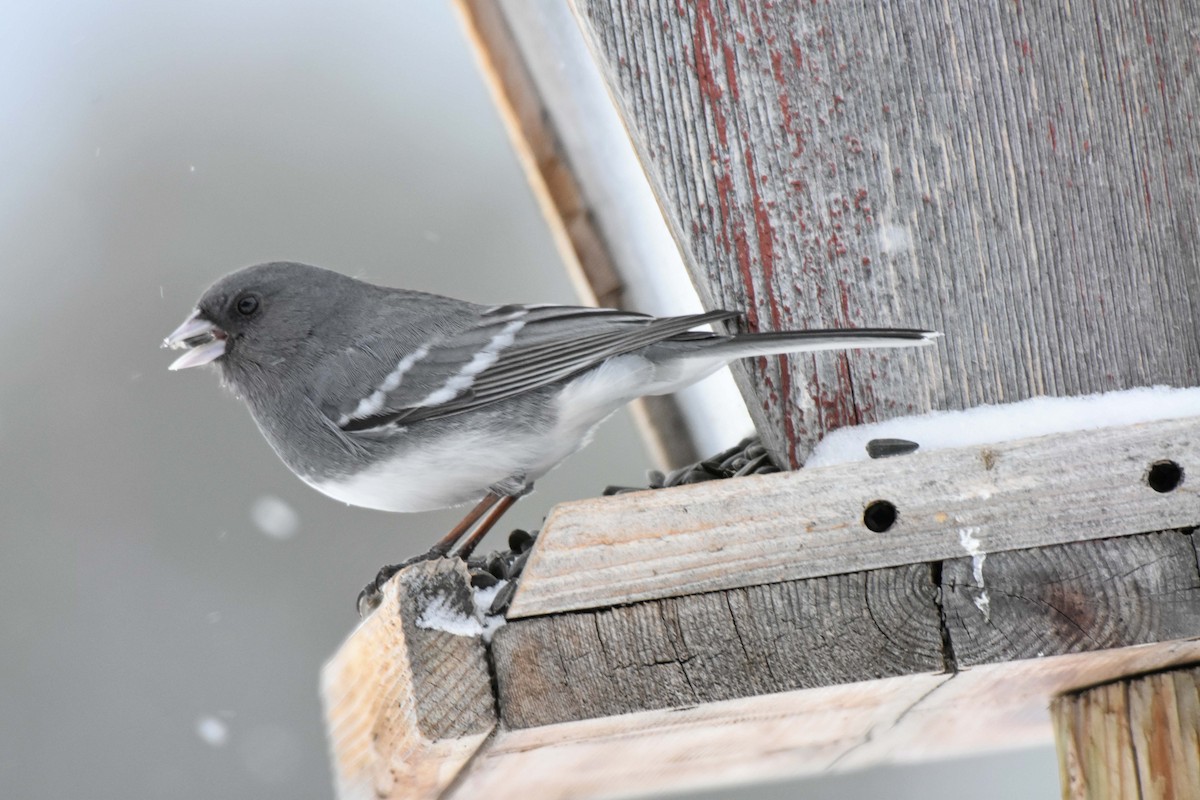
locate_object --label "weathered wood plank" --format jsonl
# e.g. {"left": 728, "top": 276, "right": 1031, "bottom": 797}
{"left": 1127, "top": 668, "right": 1200, "bottom": 798}
{"left": 492, "top": 563, "right": 942, "bottom": 728}
{"left": 453, "top": 0, "right": 622, "bottom": 308}
{"left": 510, "top": 416, "right": 1200, "bottom": 618}
{"left": 1052, "top": 665, "right": 1200, "bottom": 799}
{"left": 943, "top": 531, "right": 1200, "bottom": 667}
{"left": 569, "top": 0, "right": 1200, "bottom": 468}
{"left": 496, "top": 526, "right": 1200, "bottom": 730}
{"left": 453, "top": 0, "right": 706, "bottom": 467}
{"left": 448, "top": 640, "right": 1200, "bottom": 800}
{"left": 320, "top": 560, "right": 494, "bottom": 800}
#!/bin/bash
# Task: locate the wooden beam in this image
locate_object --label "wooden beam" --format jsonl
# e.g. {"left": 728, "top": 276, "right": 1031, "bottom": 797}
{"left": 451, "top": 0, "right": 622, "bottom": 308}
{"left": 320, "top": 559, "right": 495, "bottom": 800}
{"left": 446, "top": 640, "right": 1200, "bottom": 800}
{"left": 568, "top": 0, "right": 1200, "bottom": 467}
{"left": 510, "top": 416, "right": 1200, "bottom": 618}
{"left": 452, "top": 0, "right": 702, "bottom": 467}
{"left": 943, "top": 531, "right": 1200, "bottom": 667}
{"left": 492, "top": 527, "right": 1200, "bottom": 729}
{"left": 493, "top": 562, "right": 943, "bottom": 728}
{"left": 1052, "top": 664, "right": 1200, "bottom": 799}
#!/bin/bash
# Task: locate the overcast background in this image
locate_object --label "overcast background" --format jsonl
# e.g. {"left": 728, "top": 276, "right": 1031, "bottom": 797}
{"left": 0, "top": 1, "right": 1057, "bottom": 797}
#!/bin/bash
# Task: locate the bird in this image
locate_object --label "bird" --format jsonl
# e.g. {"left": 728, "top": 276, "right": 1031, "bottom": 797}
{"left": 164, "top": 262, "right": 938, "bottom": 612}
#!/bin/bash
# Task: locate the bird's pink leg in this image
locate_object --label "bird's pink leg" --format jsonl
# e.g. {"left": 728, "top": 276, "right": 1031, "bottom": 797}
{"left": 453, "top": 495, "right": 518, "bottom": 560}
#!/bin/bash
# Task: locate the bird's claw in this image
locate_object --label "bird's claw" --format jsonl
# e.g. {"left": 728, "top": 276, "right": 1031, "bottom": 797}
{"left": 355, "top": 547, "right": 450, "bottom": 618}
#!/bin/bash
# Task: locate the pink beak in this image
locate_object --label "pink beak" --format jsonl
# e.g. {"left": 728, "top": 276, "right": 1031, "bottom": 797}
{"left": 162, "top": 309, "right": 227, "bottom": 370}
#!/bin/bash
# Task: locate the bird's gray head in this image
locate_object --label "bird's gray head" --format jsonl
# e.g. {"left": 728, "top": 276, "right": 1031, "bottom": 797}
{"left": 163, "top": 261, "right": 367, "bottom": 378}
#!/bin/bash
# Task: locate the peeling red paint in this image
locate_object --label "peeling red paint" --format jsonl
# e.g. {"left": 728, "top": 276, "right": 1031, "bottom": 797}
{"left": 1049, "top": 121, "right": 1057, "bottom": 151}
{"left": 789, "top": 34, "right": 805, "bottom": 72}
{"left": 715, "top": 172, "right": 734, "bottom": 254}
{"left": 723, "top": 43, "right": 740, "bottom": 102}
{"left": 691, "top": 0, "right": 729, "bottom": 148}
{"left": 808, "top": 354, "right": 860, "bottom": 436}
{"left": 836, "top": 279, "right": 852, "bottom": 325}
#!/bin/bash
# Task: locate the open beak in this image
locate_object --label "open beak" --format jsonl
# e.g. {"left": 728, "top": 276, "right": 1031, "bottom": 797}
{"left": 162, "top": 309, "right": 227, "bottom": 370}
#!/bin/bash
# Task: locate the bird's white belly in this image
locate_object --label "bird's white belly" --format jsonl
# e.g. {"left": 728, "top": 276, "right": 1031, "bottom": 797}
{"left": 304, "top": 429, "right": 541, "bottom": 513}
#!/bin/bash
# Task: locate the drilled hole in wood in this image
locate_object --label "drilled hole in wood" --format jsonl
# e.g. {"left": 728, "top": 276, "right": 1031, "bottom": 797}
{"left": 863, "top": 500, "right": 898, "bottom": 533}
{"left": 1147, "top": 460, "right": 1184, "bottom": 493}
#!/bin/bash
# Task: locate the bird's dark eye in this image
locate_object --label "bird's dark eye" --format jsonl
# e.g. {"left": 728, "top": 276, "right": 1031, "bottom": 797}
{"left": 235, "top": 295, "right": 260, "bottom": 316}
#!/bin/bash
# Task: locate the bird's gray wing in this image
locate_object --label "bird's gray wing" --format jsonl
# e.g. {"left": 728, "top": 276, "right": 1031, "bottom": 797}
{"left": 330, "top": 304, "right": 738, "bottom": 432}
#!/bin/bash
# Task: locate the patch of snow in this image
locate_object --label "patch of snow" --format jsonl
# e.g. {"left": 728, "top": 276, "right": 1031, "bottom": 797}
{"left": 958, "top": 527, "right": 990, "bottom": 621}
{"left": 196, "top": 715, "right": 228, "bottom": 747}
{"left": 250, "top": 496, "right": 299, "bottom": 540}
{"left": 416, "top": 593, "right": 484, "bottom": 638}
{"left": 415, "top": 579, "right": 510, "bottom": 642}
{"left": 473, "top": 580, "right": 509, "bottom": 642}
{"left": 806, "top": 386, "right": 1200, "bottom": 468}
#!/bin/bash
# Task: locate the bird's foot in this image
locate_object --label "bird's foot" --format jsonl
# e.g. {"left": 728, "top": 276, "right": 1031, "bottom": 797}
{"left": 356, "top": 546, "right": 449, "bottom": 618}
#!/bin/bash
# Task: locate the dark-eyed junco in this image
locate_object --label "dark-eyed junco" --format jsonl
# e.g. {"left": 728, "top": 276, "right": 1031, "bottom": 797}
{"left": 164, "top": 262, "right": 937, "bottom": 602}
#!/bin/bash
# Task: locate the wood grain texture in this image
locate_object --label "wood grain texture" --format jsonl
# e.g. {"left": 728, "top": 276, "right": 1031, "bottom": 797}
{"left": 492, "top": 562, "right": 942, "bottom": 728}
{"left": 569, "top": 0, "right": 1200, "bottom": 467}
{"left": 453, "top": 0, "right": 623, "bottom": 308}
{"left": 1052, "top": 665, "right": 1200, "bottom": 799}
{"left": 453, "top": 0, "right": 701, "bottom": 467}
{"left": 943, "top": 531, "right": 1200, "bottom": 667}
{"left": 448, "top": 640, "right": 1200, "bottom": 800}
{"left": 510, "top": 416, "right": 1200, "bottom": 618}
{"left": 320, "top": 560, "right": 494, "bottom": 800}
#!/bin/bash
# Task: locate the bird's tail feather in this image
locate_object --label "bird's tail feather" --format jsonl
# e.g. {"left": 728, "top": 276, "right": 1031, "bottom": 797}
{"left": 674, "top": 328, "right": 940, "bottom": 361}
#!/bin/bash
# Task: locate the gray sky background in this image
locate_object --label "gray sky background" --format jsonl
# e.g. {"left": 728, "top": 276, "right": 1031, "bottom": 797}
{"left": 0, "top": 2, "right": 1057, "bottom": 798}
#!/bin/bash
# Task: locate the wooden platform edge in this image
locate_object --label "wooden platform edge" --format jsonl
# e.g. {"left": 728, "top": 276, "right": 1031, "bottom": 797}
{"left": 321, "top": 560, "right": 496, "bottom": 800}
{"left": 509, "top": 416, "right": 1200, "bottom": 618}
{"left": 490, "top": 528, "right": 1200, "bottom": 729}
{"left": 446, "top": 639, "right": 1200, "bottom": 800}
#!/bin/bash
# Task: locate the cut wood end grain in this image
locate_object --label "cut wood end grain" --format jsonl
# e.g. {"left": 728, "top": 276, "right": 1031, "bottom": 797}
{"left": 321, "top": 559, "right": 495, "bottom": 800}
{"left": 1052, "top": 661, "right": 1200, "bottom": 799}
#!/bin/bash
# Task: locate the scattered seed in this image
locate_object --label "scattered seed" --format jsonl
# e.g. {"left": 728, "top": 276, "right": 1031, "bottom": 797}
{"left": 470, "top": 571, "right": 499, "bottom": 589}
{"left": 486, "top": 553, "right": 508, "bottom": 580}
{"left": 508, "top": 529, "right": 534, "bottom": 554}
{"left": 866, "top": 438, "right": 920, "bottom": 459}
{"left": 488, "top": 581, "right": 519, "bottom": 616}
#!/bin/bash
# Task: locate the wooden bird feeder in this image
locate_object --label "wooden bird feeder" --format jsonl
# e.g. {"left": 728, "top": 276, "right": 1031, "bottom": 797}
{"left": 323, "top": 2, "right": 1200, "bottom": 797}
